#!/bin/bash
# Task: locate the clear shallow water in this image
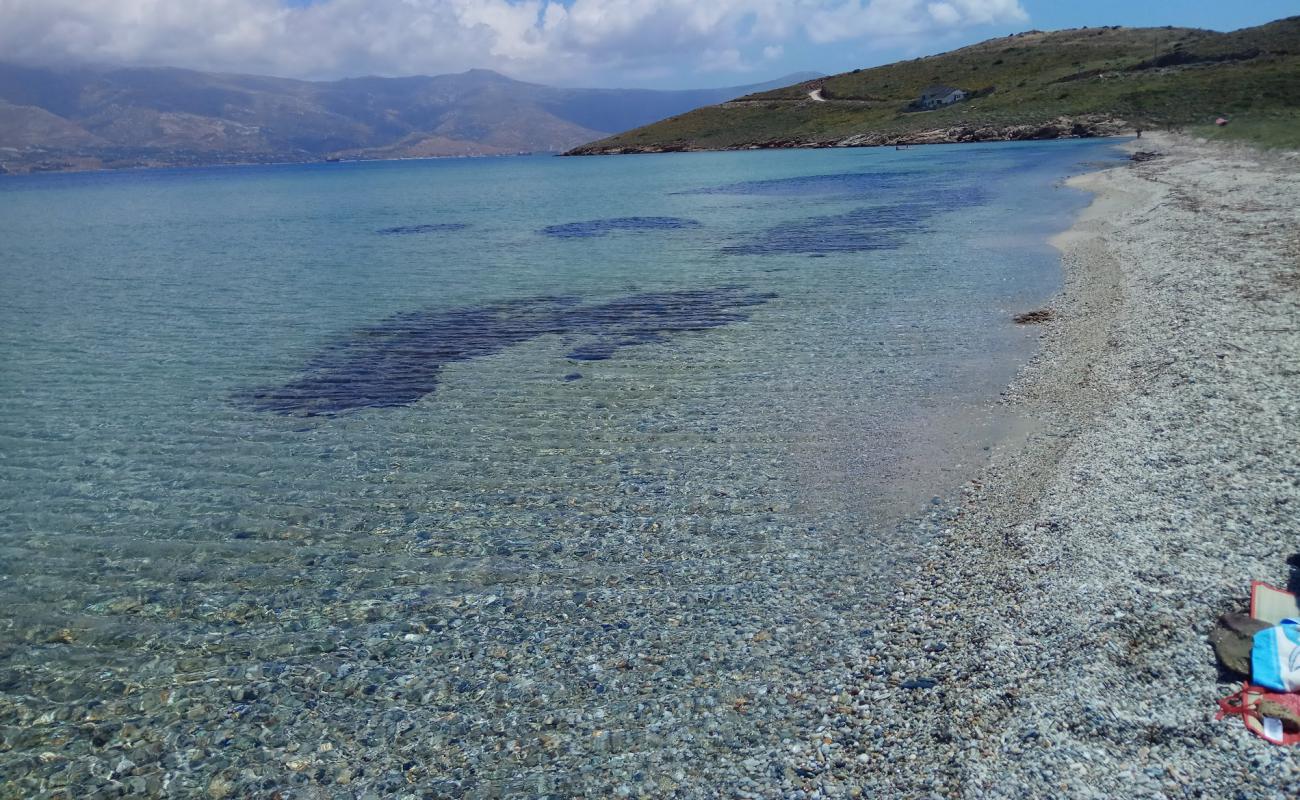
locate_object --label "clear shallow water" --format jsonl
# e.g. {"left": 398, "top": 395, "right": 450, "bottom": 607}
{"left": 0, "top": 140, "right": 1123, "bottom": 796}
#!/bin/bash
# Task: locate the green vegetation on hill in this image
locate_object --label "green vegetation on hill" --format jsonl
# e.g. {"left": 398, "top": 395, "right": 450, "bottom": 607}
{"left": 1191, "top": 109, "right": 1300, "bottom": 149}
{"left": 568, "top": 17, "right": 1300, "bottom": 153}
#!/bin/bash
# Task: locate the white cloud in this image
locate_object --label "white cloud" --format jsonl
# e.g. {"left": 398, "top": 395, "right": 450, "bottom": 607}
{"left": 929, "top": 3, "right": 964, "bottom": 27}
{"left": 698, "top": 47, "right": 747, "bottom": 73}
{"left": 0, "top": 0, "right": 1029, "bottom": 83}
{"left": 804, "top": 0, "right": 1027, "bottom": 44}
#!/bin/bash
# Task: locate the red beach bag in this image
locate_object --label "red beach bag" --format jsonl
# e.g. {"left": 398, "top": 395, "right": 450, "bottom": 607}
{"left": 1217, "top": 683, "right": 1300, "bottom": 745}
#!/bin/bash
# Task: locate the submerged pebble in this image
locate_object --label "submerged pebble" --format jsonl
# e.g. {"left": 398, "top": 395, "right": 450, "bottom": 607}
{"left": 0, "top": 139, "right": 1137, "bottom": 799}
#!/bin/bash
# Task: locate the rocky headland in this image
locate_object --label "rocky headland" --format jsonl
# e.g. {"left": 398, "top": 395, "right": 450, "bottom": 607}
{"left": 568, "top": 115, "right": 1128, "bottom": 155}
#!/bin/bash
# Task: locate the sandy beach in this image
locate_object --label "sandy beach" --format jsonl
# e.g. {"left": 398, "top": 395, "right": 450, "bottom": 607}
{"left": 788, "top": 134, "right": 1300, "bottom": 798}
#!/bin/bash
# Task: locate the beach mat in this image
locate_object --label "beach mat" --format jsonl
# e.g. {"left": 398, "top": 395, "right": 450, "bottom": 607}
{"left": 1251, "top": 582, "right": 1300, "bottom": 625}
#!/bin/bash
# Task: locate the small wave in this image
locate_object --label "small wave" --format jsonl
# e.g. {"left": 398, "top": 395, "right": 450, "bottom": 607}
{"left": 377, "top": 223, "right": 469, "bottom": 235}
{"left": 540, "top": 217, "right": 701, "bottom": 238}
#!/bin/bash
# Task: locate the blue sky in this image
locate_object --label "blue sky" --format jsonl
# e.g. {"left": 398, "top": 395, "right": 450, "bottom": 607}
{"left": 1023, "top": 0, "right": 1294, "bottom": 32}
{"left": 1, "top": 0, "right": 1295, "bottom": 88}
{"left": 775, "top": 1, "right": 1300, "bottom": 89}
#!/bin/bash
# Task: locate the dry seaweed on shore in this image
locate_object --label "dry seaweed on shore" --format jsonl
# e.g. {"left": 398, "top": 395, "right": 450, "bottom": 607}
{"left": 1013, "top": 308, "right": 1055, "bottom": 324}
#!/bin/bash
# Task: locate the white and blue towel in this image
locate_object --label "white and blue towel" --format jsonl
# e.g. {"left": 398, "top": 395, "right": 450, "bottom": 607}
{"left": 1252, "top": 619, "right": 1300, "bottom": 693}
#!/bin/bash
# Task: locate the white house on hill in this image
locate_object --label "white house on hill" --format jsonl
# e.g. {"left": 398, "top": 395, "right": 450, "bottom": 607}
{"left": 917, "top": 85, "right": 968, "bottom": 109}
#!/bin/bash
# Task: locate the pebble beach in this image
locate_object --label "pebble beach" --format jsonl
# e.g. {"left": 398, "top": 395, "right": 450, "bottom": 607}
{"left": 803, "top": 133, "right": 1300, "bottom": 798}
{"left": 2, "top": 134, "right": 1297, "bottom": 799}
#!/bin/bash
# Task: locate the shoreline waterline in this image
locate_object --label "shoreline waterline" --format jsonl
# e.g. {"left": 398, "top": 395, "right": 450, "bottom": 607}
{"left": 824, "top": 133, "right": 1300, "bottom": 796}
{"left": 0, "top": 139, "right": 1154, "bottom": 798}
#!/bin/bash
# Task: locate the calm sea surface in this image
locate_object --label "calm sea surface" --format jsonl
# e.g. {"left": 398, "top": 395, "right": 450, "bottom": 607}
{"left": 0, "top": 140, "right": 1122, "bottom": 796}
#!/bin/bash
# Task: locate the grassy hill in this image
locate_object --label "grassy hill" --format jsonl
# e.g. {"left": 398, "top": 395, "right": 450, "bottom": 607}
{"left": 568, "top": 17, "right": 1300, "bottom": 154}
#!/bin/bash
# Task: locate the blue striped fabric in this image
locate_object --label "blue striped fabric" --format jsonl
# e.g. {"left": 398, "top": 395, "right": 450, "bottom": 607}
{"left": 1252, "top": 620, "right": 1300, "bottom": 692}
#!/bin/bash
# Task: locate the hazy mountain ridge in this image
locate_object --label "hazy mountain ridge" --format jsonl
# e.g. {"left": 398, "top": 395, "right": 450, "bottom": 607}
{"left": 0, "top": 65, "right": 820, "bottom": 173}
{"left": 567, "top": 17, "right": 1300, "bottom": 154}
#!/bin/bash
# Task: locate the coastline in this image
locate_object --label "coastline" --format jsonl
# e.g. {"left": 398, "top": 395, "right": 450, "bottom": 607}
{"left": 4, "top": 123, "right": 1127, "bottom": 175}
{"left": 2, "top": 133, "right": 1295, "bottom": 799}
{"left": 563, "top": 117, "right": 1129, "bottom": 156}
{"left": 0, "top": 149, "right": 536, "bottom": 177}
{"left": 805, "top": 133, "right": 1300, "bottom": 796}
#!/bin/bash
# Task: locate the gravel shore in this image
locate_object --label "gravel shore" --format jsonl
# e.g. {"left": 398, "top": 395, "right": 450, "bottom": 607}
{"left": 819, "top": 134, "right": 1300, "bottom": 798}
{"left": 3, "top": 135, "right": 1295, "bottom": 800}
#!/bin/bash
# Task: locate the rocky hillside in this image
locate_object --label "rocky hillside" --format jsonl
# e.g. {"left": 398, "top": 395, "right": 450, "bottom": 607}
{"left": 0, "top": 65, "right": 819, "bottom": 173}
{"left": 568, "top": 17, "right": 1300, "bottom": 154}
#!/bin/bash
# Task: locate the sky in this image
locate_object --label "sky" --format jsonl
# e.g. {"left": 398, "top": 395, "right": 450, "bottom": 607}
{"left": 0, "top": 0, "right": 1294, "bottom": 89}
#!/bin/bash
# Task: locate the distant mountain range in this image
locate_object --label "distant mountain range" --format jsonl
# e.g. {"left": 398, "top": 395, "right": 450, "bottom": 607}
{"left": 568, "top": 16, "right": 1300, "bottom": 154}
{"left": 0, "top": 64, "right": 820, "bottom": 173}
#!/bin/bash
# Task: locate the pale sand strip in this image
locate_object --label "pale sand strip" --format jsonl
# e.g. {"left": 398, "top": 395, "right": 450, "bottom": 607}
{"left": 815, "top": 134, "right": 1300, "bottom": 797}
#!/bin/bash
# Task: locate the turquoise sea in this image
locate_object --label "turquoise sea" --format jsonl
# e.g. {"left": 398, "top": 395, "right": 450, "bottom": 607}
{"left": 0, "top": 140, "right": 1123, "bottom": 796}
